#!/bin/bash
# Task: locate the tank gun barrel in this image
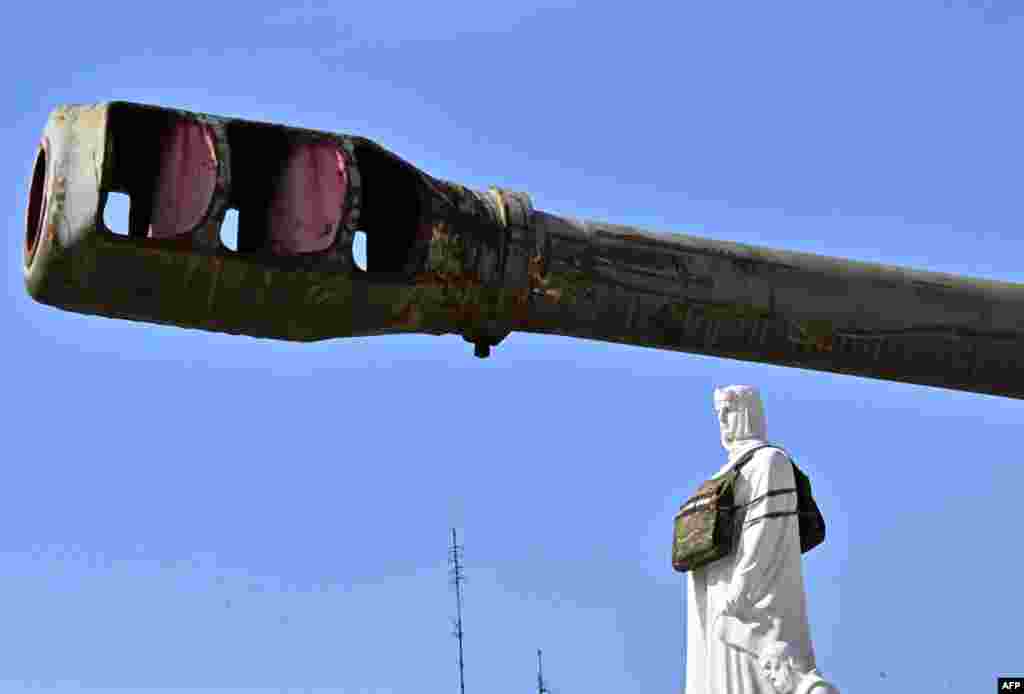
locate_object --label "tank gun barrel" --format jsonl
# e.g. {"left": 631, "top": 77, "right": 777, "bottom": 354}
{"left": 22, "top": 102, "right": 1024, "bottom": 399}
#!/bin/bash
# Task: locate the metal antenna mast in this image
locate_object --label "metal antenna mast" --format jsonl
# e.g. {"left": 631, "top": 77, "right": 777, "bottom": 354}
{"left": 537, "top": 649, "right": 550, "bottom": 694}
{"left": 449, "top": 528, "right": 467, "bottom": 694}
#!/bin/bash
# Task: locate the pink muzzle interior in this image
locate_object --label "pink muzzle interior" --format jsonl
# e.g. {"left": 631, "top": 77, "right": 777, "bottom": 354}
{"left": 147, "top": 122, "right": 348, "bottom": 255}
{"left": 266, "top": 142, "right": 348, "bottom": 255}
{"left": 149, "top": 119, "right": 218, "bottom": 239}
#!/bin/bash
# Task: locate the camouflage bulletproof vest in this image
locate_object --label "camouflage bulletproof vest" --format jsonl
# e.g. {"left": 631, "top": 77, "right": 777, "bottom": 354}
{"left": 672, "top": 445, "right": 826, "bottom": 573}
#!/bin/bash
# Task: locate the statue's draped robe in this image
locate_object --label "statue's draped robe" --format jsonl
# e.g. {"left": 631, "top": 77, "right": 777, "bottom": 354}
{"left": 686, "top": 386, "right": 816, "bottom": 694}
{"left": 686, "top": 447, "right": 817, "bottom": 693}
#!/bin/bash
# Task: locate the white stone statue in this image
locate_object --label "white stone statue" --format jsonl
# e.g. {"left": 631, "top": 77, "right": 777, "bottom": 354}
{"left": 756, "top": 640, "right": 840, "bottom": 694}
{"left": 711, "top": 616, "right": 840, "bottom": 693}
{"left": 684, "top": 385, "right": 830, "bottom": 693}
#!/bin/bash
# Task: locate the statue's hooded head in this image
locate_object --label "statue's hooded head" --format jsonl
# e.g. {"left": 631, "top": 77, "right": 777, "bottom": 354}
{"left": 713, "top": 385, "right": 768, "bottom": 458}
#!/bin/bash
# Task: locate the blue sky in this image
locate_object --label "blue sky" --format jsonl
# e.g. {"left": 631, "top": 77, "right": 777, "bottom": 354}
{"left": 5, "top": 2, "right": 1024, "bottom": 692}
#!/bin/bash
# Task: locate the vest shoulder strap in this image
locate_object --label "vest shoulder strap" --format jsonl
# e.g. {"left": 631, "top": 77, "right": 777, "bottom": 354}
{"left": 732, "top": 443, "right": 788, "bottom": 474}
